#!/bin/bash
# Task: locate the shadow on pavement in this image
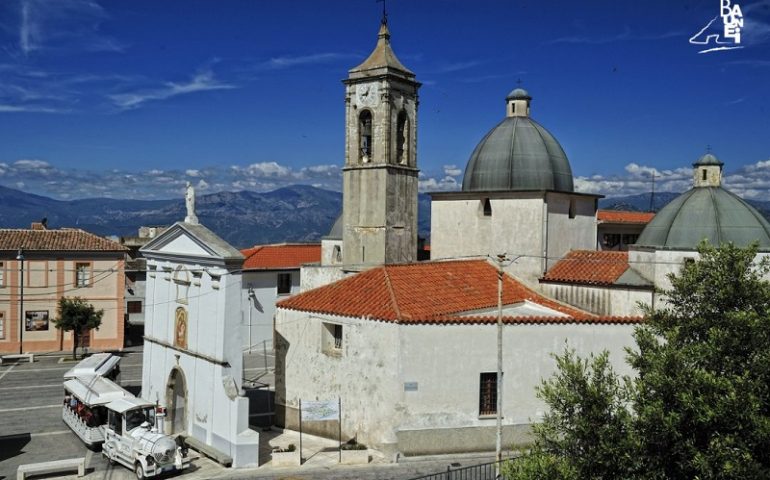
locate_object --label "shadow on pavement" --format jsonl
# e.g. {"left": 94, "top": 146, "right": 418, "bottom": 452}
{"left": 0, "top": 432, "right": 31, "bottom": 462}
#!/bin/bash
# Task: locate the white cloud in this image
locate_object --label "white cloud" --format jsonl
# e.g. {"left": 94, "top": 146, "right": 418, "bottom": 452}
{"left": 185, "top": 169, "right": 200, "bottom": 177}
{"left": 419, "top": 175, "right": 460, "bottom": 192}
{"left": 257, "top": 53, "right": 356, "bottom": 70}
{"left": 109, "top": 69, "right": 236, "bottom": 110}
{"left": 443, "top": 164, "right": 462, "bottom": 177}
{"left": 196, "top": 179, "right": 209, "bottom": 190}
{"left": 243, "top": 161, "right": 291, "bottom": 178}
{"left": 13, "top": 159, "right": 51, "bottom": 170}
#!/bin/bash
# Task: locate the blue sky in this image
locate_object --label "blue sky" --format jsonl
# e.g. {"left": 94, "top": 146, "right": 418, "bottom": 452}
{"left": 0, "top": 0, "right": 769, "bottom": 200}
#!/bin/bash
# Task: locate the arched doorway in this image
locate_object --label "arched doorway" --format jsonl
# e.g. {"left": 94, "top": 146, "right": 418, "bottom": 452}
{"left": 166, "top": 367, "right": 188, "bottom": 434}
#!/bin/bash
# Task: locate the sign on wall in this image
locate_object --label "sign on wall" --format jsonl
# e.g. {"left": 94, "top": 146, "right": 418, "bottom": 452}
{"left": 25, "top": 310, "right": 49, "bottom": 331}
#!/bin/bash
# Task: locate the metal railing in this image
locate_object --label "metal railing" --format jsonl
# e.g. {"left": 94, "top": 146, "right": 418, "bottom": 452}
{"left": 406, "top": 459, "right": 511, "bottom": 480}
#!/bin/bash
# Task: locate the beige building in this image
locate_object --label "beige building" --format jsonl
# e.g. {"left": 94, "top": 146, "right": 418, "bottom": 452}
{"left": 0, "top": 223, "right": 128, "bottom": 354}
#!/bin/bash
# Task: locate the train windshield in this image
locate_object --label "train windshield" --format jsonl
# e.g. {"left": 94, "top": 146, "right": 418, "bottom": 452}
{"left": 125, "top": 407, "right": 156, "bottom": 431}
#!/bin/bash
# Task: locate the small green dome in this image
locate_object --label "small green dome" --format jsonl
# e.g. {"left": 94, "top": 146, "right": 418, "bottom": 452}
{"left": 635, "top": 187, "right": 770, "bottom": 250}
{"left": 693, "top": 152, "right": 724, "bottom": 167}
{"left": 506, "top": 88, "right": 530, "bottom": 100}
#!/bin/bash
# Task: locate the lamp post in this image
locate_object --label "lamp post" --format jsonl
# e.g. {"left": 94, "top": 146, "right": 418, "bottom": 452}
{"left": 16, "top": 248, "right": 24, "bottom": 355}
{"left": 495, "top": 253, "right": 506, "bottom": 479}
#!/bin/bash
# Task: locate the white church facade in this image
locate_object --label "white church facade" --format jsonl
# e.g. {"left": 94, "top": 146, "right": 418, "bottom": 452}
{"left": 140, "top": 185, "right": 259, "bottom": 468}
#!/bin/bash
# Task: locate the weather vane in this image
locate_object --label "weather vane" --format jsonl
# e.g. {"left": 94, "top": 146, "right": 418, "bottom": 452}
{"left": 377, "top": 0, "right": 388, "bottom": 24}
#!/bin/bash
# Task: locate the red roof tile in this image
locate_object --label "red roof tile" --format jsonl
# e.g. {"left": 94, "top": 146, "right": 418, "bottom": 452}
{"left": 241, "top": 243, "right": 321, "bottom": 270}
{"left": 542, "top": 250, "right": 629, "bottom": 286}
{"left": 278, "top": 259, "right": 641, "bottom": 325}
{"left": 597, "top": 210, "right": 655, "bottom": 224}
{"left": 0, "top": 228, "right": 128, "bottom": 252}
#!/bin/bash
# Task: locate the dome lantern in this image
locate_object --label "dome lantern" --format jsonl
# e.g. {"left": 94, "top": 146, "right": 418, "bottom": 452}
{"left": 692, "top": 149, "right": 724, "bottom": 188}
{"left": 506, "top": 87, "right": 531, "bottom": 117}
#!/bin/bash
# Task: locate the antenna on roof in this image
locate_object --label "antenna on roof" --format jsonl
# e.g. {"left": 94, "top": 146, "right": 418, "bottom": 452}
{"left": 377, "top": 0, "right": 387, "bottom": 24}
{"left": 649, "top": 172, "right": 656, "bottom": 213}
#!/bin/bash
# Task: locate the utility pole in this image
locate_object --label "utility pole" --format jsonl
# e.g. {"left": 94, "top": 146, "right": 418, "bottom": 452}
{"left": 16, "top": 248, "right": 24, "bottom": 355}
{"left": 495, "top": 253, "right": 507, "bottom": 479}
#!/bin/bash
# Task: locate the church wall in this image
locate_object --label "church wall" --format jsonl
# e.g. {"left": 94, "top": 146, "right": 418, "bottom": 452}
{"left": 545, "top": 194, "right": 597, "bottom": 272}
{"left": 394, "top": 322, "right": 636, "bottom": 455}
{"left": 540, "top": 282, "right": 651, "bottom": 317}
{"left": 300, "top": 264, "right": 348, "bottom": 292}
{"left": 274, "top": 307, "right": 637, "bottom": 456}
{"left": 241, "top": 270, "right": 300, "bottom": 351}
{"left": 274, "top": 310, "right": 403, "bottom": 452}
{"left": 430, "top": 197, "right": 545, "bottom": 285}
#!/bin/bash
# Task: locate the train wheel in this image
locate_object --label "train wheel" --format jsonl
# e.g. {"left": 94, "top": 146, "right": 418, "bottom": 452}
{"left": 135, "top": 463, "right": 145, "bottom": 480}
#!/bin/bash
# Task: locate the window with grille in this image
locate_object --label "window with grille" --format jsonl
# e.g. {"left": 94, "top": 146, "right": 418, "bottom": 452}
{"left": 75, "top": 263, "right": 90, "bottom": 287}
{"left": 277, "top": 273, "right": 292, "bottom": 295}
{"left": 479, "top": 372, "right": 497, "bottom": 416}
{"left": 127, "top": 301, "right": 142, "bottom": 314}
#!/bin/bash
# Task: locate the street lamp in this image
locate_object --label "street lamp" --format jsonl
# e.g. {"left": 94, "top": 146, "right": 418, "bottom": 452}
{"left": 16, "top": 248, "right": 24, "bottom": 355}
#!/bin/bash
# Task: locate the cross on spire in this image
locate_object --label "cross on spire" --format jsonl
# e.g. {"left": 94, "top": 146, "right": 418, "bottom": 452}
{"left": 377, "top": 0, "right": 388, "bottom": 24}
{"left": 706, "top": 144, "right": 712, "bottom": 153}
{"left": 516, "top": 78, "right": 522, "bottom": 87}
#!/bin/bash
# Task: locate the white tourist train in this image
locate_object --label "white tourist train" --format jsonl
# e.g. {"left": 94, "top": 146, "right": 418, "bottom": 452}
{"left": 62, "top": 353, "right": 190, "bottom": 478}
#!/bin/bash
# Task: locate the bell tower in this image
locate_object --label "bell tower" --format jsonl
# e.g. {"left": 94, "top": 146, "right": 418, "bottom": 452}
{"left": 342, "top": 17, "right": 420, "bottom": 268}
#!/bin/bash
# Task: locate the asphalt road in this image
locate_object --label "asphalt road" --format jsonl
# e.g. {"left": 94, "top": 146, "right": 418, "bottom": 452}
{"left": 0, "top": 349, "right": 276, "bottom": 480}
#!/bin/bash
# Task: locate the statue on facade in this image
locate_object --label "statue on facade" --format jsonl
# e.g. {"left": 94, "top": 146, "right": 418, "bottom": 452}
{"left": 184, "top": 182, "right": 199, "bottom": 225}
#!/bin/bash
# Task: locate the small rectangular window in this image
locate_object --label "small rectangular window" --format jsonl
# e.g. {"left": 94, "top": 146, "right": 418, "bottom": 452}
{"left": 479, "top": 372, "right": 497, "bottom": 416}
{"left": 322, "top": 322, "right": 343, "bottom": 355}
{"left": 702, "top": 169, "right": 707, "bottom": 181}
{"left": 0, "top": 261, "right": 4, "bottom": 287}
{"left": 568, "top": 199, "right": 576, "bottom": 219}
{"left": 0, "top": 312, "right": 4, "bottom": 339}
{"left": 127, "top": 301, "right": 142, "bottom": 314}
{"left": 277, "top": 273, "right": 292, "bottom": 295}
{"left": 75, "top": 263, "right": 90, "bottom": 287}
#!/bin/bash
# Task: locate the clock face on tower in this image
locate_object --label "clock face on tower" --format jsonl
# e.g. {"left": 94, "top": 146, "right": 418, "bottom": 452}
{"left": 356, "top": 83, "right": 379, "bottom": 107}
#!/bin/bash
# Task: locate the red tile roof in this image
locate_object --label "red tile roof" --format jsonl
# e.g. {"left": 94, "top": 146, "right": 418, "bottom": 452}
{"left": 278, "top": 259, "right": 641, "bottom": 325}
{"left": 542, "top": 250, "right": 629, "bottom": 286}
{"left": 0, "top": 228, "right": 128, "bottom": 252}
{"left": 597, "top": 210, "right": 655, "bottom": 224}
{"left": 241, "top": 243, "right": 321, "bottom": 270}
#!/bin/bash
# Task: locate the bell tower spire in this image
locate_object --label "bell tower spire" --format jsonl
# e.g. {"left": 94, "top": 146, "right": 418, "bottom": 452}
{"left": 341, "top": 18, "right": 421, "bottom": 269}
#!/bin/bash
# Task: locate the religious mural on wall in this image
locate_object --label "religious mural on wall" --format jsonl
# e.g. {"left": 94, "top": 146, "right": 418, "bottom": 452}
{"left": 175, "top": 307, "right": 188, "bottom": 350}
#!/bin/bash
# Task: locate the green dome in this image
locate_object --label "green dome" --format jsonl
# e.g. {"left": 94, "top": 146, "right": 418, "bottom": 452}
{"left": 462, "top": 116, "right": 574, "bottom": 192}
{"left": 506, "top": 88, "right": 530, "bottom": 100}
{"left": 635, "top": 187, "right": 770, "bottom": 250}
{"left": 693, "top": 152, "right": 724, "bottom": 166}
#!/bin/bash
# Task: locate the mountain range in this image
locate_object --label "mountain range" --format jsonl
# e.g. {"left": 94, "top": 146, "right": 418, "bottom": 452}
{"left": 1, "top": 184, "right": 769, "bottom": 248}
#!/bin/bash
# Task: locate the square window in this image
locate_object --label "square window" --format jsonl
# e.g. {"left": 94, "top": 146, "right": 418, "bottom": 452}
{"left": 127, "top": 301, "right": 142, "bottom": 314}
{"left": 479, "top": 372, "right": 497, "bottom": 416}
{"left": 277, "top": 273, "right": 292, "bottom": 295}
{"left": 322, "top": 322, "right": 343, "bottom": 355}
{"left": 75, "top": 263, "right": 90, "bottom": 287}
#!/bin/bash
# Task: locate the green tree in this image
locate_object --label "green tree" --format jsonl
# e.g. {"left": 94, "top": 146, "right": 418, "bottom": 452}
{"left": 505, "top": 242, "right": 770, "bottom": 480}
{"left": 502, "top": 349, "right": 637, "bottom": 480}
{"left": 630, "top": 242, "right": 770, "bottom": 479}
{"left": 53, "top": 297, "right": 103, "bottom": 360}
